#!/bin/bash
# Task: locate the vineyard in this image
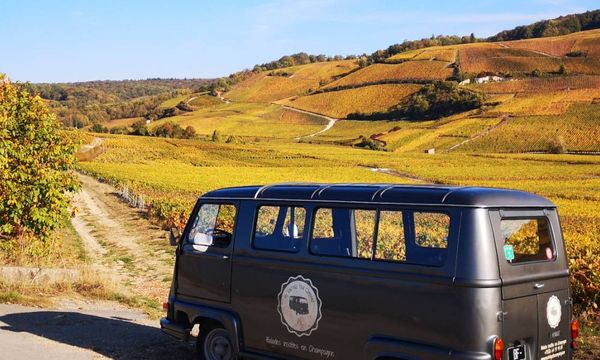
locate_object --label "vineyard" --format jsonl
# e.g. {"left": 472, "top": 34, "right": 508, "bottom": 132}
{"left": 277, "top": 84, "right": 420, "bottom": 118}
{"left": 68, "top": 28, "right": 600, "bottom": 320}
{"left": 76, "top": 133, "right": 600, "bottom": 318}
{"left": 226, "top": 60, "right": 357, "bottom": 103}
{"left": 323, "top": 61, "right": 453, "bottom": 89}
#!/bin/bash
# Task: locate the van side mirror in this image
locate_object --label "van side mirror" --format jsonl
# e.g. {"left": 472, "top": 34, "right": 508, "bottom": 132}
{"left": 169, "top": 227, "right": 182, "bottom": 246}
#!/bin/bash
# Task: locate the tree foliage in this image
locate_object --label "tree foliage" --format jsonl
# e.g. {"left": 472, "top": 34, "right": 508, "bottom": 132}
{"left": 347, "top": 81, "right": 484, "bottom": 121}
{"left": 489, "top": 10, "right": 600, "bottom": 41}
{"left": 0, "top": 74, "right": 80, "bottom": 251}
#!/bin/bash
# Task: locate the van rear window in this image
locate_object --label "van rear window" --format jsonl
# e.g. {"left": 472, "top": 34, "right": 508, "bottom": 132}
{"left": 501, "top": 218, "right": 554, "bottom": 263}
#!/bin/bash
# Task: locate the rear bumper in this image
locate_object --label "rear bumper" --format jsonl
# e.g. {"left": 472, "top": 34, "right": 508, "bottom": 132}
{"left": 160, "top": 317, "right": 190, "bottom": 341}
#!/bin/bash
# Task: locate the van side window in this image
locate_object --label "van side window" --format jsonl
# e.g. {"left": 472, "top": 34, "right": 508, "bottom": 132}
{"left": 311, "top": 208, "right": 375, "bottom": 259}
{"left": 501, "top": 218, "right": 554, "bottom": 263}
{"left": 375, "top": 210, "right": 406, "bottom": 261}
{"left": 414, "top": 212, "right": 450, "bottom": 249}
{"left": 311, "top": 207, "right": 450, "bottom": 266}
{"left": 254, "top": 206, "right": 306, "bottom": 252}
{"left": 187, "top": 203, "right": 236, "bottom": 248}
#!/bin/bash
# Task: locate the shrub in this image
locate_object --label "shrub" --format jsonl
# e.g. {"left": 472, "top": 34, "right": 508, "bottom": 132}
{"left": 0, "top": 74, "right": 80, "bottom": 257}
{"left": 566, "top": 50, "right": 586, "bottom": 57}
{"left": 91, "top": 123, "right": 108, "bottom": 133}
{"left": 182, "top": 126, "right": 196, "bottom": 139}
{"left": 355, "top": 136, "right": 386, "bottom": 151}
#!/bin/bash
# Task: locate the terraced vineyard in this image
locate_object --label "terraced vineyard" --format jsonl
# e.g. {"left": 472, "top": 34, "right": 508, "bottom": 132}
{"left": 277, "top": 84, "right": 420, "bottom": 118}
{"left": 226, "top": 60, "right": 357, "bottom": 103}
{"left": 323, "top": 61, "right": 453, "bottom": 89}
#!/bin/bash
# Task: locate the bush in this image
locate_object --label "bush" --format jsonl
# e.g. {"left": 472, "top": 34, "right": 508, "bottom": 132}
{"left": 0, "top": 74, "right": 80, "bottom": 257}
{"left": 566, "top": 50, "right": 586, "bottom": 57}
{"left": 182, "top": 126, "right": 196, "bottom": 139}
{"left": 355, "top": 136, "right": 386, "bottom": 151}
{"left": 91, "top": 123, "right": 108, "bottom": 133}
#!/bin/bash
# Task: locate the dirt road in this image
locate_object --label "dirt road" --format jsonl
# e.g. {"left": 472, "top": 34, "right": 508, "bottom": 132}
{"left": 281, "top": 106, "right": 338, "bottom": 139}
{"left": 0, "top": 173, "right": 194, "bottom": 359}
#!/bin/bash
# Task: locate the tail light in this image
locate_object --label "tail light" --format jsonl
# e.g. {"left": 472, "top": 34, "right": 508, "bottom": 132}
{"left": 571, "top": 319, "right": 579, "bottom": 349}
{"left": 494, "top": 337, "right": 504, "bottom": 360}
{"left": 162, "top": 301, "right": 169, "bottom": 311}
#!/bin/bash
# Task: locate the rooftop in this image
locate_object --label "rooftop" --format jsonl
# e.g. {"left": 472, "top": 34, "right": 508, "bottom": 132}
{"left": 202, "top": 183, "right": 555, "bottom": 208}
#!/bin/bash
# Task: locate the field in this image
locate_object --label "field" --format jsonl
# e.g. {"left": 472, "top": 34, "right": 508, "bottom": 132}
{"left": 148, "top": 102, "right": 326, "bottom": 139}
{"left": 226, "top": 60, "right": 357, "bottom": 103}
{"left": 277, "top": 84, "right": 421, "bottom": 118}
{"left": 459, "top": 103, "right": 600, "bottom": 153}
{"left": 77, "top": 133, "right": 600, "bottom": 320}
{"left": 323, "top": 62, "right": 453, "bottom": 89}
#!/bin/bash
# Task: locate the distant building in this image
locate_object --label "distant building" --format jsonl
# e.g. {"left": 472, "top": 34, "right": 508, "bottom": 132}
{"left": 424, "top": 148, "right": 435, "bottom": 155}
{"left": 459, "top": 79, "right": 471, "bottom": 85}
{"left": 474, "top": 76, "right": 505, "bottom": 84}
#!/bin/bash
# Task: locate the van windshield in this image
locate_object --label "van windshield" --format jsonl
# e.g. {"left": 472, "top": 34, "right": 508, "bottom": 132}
{"left": 500, "top": 218, "right": 554, "bottom": 264}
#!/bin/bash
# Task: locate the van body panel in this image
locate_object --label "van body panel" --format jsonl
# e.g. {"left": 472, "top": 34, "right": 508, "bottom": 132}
{"left": 175, "top": 200, "right": 239, "bottom": 303}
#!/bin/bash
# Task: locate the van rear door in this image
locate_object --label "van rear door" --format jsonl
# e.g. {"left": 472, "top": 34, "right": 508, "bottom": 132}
{"left": 490, "top": 209, "right": 572, "bottom": 360}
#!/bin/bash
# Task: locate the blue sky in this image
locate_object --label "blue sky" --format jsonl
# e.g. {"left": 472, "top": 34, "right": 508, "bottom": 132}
{"left": 1, "top": 0, "right": 598, "bottom": 83}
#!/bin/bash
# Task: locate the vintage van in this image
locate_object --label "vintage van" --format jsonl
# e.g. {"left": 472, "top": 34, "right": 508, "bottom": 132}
{"left": 160, "top": 183, "right": 577, "bottom": 360}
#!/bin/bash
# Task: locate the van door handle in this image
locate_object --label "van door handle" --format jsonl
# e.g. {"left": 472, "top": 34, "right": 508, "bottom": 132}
{"left": 534, "top": 283, "right": 545, "bottom": 289}
{"left": 221, "top": 255, "right": 230, "bottom": 260}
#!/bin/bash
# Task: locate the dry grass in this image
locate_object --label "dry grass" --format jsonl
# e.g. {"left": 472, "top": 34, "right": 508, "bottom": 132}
{"left": 325, "top": 62, "right": 453, "bottom": 89}
{"left": 278, "top": 84, "right": 421, "bottom": 118}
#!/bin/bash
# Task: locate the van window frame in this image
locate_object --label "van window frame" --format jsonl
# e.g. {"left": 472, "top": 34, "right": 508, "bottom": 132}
{"left": 498, "top": 215, "right": 557, "bottom": 266}
{"left": 251, "top": 202, "right": 308, "bottom": 254}
{"left": 489, "top": 208, "right": 565, "bottom": 284}
{"left": 308, "top": 204, "right": 453, "bottom": 267}
{"left": 181, "top": 200, "right": 239, "bottom": 253}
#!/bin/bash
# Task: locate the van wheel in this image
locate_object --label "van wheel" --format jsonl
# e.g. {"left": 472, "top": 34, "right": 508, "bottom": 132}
{"left": 197, "top": 326, "right": 235, "bottom": 360}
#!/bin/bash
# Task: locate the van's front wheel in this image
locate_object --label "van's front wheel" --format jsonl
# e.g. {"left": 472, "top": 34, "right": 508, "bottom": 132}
{"left": 198, "top": 327, "right": 235, "bottom": 360}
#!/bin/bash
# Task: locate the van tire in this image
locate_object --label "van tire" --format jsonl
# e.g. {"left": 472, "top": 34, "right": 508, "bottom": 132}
{"left": 197, "top": 326, "right": 236, "bottom": 360}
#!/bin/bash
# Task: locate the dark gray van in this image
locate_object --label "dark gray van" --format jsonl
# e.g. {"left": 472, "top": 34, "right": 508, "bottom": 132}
{"left": 161, "top": 184, "right": 578, "bottom": 360}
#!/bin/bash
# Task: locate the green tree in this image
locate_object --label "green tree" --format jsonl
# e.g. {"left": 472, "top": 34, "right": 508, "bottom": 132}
{"left": 0, "top": 75, "right": 80, "bottom": 255}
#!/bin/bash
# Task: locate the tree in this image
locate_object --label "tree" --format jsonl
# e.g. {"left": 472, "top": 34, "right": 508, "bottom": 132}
{"left": 0, "top": 74, "right": 80, "bottom": 256}
{"left": 182, "top": 126, "right": 196, "bottom": 139}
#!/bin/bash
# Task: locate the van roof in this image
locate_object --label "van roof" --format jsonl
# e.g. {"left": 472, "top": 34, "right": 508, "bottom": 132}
{"left": 202, "top": 183, "right": 555, "bottom": 208}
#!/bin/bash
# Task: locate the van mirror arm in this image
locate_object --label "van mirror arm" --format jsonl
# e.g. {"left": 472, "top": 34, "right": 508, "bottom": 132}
{"left": 169, "top": 227, "right": 182, "bottom": 246}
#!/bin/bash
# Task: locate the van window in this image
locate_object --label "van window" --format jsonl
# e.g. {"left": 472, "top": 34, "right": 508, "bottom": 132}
{"left": 187, "top": 203, "right": 236, "bottom": 248}
{"left": 311, "top": 208, "right": 375, "bottom": 259}
{"left": 254, "top": 206, "right": 306, "bottom": 252}
{"left": 501, "top": 218, "right": 554, "bottom": 263}
{"left": 414, "top": 212, "right": 450, "bottom": 249}
{"left": 311, "top": 207, "right": 450, "bottom": 266}
{"left": 375, "top": 210, "right": 406, "bottom": 262}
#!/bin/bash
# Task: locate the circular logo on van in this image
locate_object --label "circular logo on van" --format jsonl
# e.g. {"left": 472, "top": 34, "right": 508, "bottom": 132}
{"left": 277, "top": 275, "right": 322, "bottom": 337}
{"left": 546, "top": 295, "right": 562, "bottom": 329}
